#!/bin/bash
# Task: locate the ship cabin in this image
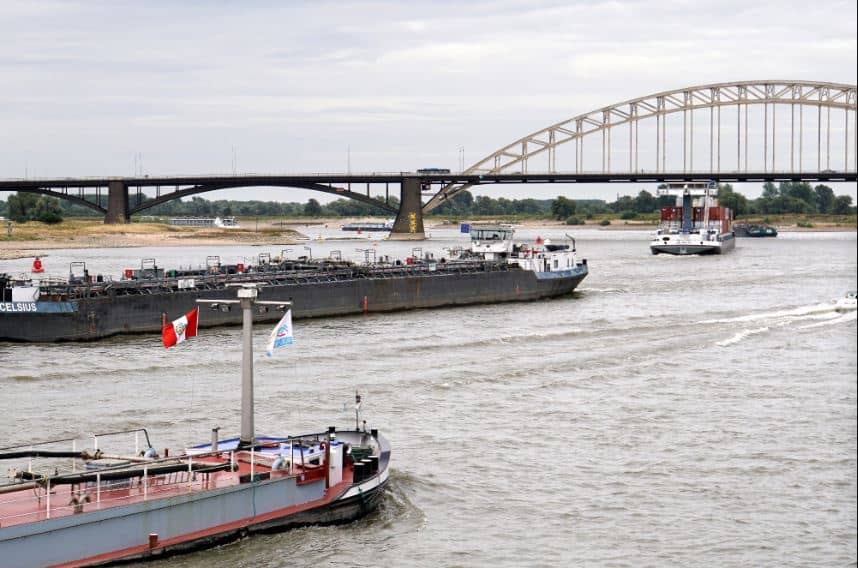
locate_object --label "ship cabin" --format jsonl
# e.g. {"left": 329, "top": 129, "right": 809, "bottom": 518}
{"left": 509, "top": 241, "right": 580, "bottom": 274}
{"left": 468, "top": 225, "right": 515, "bottom": 259}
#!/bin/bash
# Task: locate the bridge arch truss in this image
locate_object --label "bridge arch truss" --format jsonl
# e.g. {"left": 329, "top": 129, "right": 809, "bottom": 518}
{"left": 425, "top": 80, "right": 857, "bottom": 211}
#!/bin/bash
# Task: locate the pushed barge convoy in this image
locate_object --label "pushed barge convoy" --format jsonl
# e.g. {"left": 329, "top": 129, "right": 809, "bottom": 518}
{"left": 0, "top": 228, "right": 588, "bottom": 342}
{"left": 0, "top": 289, "right": 391, "bottom": 567}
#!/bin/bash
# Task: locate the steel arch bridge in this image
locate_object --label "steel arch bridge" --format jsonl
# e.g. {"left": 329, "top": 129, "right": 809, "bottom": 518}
{"left": 0, "top": 80, "right": 855, "bottom": 231}
{"left": 424, "top": 80, "right": 857, "bottom": 212}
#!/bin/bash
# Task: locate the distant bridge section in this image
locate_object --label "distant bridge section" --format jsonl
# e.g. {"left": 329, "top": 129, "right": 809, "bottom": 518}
{"left": 0, "top": 175, "right": 403, "bottom": 224}
{"left": 424, "top": 80, "right": 857, "bottom": 211}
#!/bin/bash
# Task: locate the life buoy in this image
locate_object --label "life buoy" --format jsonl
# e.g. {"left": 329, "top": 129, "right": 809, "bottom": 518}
{"left": 31, "top": 257, "right": 44, "bottom": 273}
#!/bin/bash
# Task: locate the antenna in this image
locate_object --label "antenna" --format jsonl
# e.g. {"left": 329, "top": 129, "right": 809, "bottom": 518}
{"left": 565, "top": 233, "right": 577, "bottom": 252}
{"left": 354, "top": 390, "right": 362, "bottom": 431}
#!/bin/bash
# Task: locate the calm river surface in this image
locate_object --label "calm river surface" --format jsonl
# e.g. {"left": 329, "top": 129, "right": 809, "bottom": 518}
{"left": 1, "top": 227, "right": 856, "bottom": 567}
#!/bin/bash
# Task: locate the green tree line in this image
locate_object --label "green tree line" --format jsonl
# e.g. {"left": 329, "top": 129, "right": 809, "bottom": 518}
{"left": 546, "top": 182, "right": 854, "bottom": 223}
{"left": 0, "top": 182, "right": 854, "bottom": 223}
{"left": 1, "top": 193, "right": 64, "bottom": 223}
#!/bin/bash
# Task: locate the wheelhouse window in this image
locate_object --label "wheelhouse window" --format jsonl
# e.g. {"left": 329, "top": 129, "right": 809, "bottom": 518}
{"left": 472, "top": 228, "right": 513, "bottom": 241}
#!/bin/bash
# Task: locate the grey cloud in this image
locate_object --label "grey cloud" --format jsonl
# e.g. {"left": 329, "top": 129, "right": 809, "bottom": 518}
{"left": 0, "top": 0, "right": 854, "bottom": 202}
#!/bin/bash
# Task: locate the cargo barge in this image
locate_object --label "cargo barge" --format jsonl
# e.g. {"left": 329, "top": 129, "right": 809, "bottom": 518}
{"left": 0, "top": 231, "right": 588, "bottom": 342}
{"left": 650, "top": 182, "right": 735, "bottom": 255}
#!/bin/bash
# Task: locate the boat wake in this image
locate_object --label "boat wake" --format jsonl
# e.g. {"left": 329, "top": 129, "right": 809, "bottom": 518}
{"left": 373, "top": 470, "right": 428, "bottom": 528}
{"left": 716, "top": 326, "right": 770, "bottom": 347}
{"left": 700, "top": 302, "right": 840, "bottom": 325}
{"left": 798, "top": 310, "right": 858, "bottom": 329}
{"left": 711, "top": 301, "right": 856, "bottom": 347}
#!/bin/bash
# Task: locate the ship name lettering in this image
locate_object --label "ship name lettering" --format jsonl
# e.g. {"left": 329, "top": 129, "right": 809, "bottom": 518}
{"left": 0, "top": 302, "right": 38, "bottom": 312}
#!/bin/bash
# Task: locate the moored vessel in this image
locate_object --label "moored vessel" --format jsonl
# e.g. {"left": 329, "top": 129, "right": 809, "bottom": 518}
{"left": 341, "top": 220, "right": 393, "bottom": 232}
{"left": 0, "top": 230, "right": 588, "bottom": 342}
{"left": 650, "top": 182, "right": 735, "bottom": 256}
{"left": 734, "top": 223, "right": 778, "bottom": 237}
{"left": 0, "top": 288, "right": 390, "bottom": 567}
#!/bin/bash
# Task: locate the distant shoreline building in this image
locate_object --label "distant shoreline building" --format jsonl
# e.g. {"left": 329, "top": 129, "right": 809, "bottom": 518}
{"left": 168, "top": 216, "right": 239, "bottom": 228}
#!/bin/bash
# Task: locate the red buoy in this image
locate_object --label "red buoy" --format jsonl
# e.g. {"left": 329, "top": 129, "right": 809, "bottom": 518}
{"left": 535, "top": 235, "right": 544, "bottom": 245}
{"left": 31, "top": 257, "right": 44, "bottom": 273}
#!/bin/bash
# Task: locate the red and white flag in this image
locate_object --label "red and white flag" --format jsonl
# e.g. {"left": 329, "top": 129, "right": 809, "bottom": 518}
{"left": 162, "top": 307, "right": 199, "bottom": 348}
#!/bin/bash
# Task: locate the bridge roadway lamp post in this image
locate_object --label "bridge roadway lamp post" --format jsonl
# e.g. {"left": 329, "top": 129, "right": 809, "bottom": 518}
{"left": 197, "top": 285, "right": 292, "bottom": 449}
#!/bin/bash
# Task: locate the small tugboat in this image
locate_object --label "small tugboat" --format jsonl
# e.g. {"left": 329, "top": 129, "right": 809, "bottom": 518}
{"left": 0, "top": 287, "right": 390, "bottom": 567}
{"left": 650, "top": 182, "right": 736, "bottom": 255}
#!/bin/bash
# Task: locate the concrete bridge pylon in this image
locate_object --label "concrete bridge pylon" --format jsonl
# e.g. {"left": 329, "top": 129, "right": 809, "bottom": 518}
{"left": 388, "top": 177, "right": 425, "bottom": 240}
{"left": 105, "top": 180, "right": 130, "bottom": 224}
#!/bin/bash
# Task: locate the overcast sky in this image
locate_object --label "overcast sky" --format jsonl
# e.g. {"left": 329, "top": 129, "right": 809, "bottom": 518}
{"left": 1, "top": 0, "right": 856, "bottom": 203}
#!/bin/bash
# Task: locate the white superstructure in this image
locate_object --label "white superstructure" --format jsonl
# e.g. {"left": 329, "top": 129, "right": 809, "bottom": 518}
{"left": 650, "top": 183, "right": 735, "bottom": 256}
{"left": 449, "top": 224, "right": 585, "bottom": 275}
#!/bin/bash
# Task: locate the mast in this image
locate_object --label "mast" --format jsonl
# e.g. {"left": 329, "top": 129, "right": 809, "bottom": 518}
{"left": 197, "top": 285, "right": 291, "bottom": 450}
{"left": 237, "top": 287, "right": 256, "bottom": 447}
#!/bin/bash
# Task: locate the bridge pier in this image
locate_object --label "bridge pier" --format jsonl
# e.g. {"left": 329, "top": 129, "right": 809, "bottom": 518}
{"left": 388, "top": 177, "right": 425, "bottom": 240}
{"left": 105, "top": 180, "right": 130, "bottom": 224}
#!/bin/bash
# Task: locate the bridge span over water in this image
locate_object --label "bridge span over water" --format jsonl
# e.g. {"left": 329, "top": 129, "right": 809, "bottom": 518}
{"left": 1, "top": 80, "right": 855, "bottom": 239}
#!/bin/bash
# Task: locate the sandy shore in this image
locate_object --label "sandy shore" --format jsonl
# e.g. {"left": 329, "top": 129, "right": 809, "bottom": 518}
{"left": 0, "top": 224, "right": 309, "bottom": 260}
{"left": 1, "top": 217, "right": 853, "bottom": 260}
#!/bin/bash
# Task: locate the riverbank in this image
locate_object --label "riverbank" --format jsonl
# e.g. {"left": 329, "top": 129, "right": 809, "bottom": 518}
{"left": 1, "top": 215, "right": 854, "bottom": 260}
{"left": 0, "top": 220, "right": 307, "bottom": 260}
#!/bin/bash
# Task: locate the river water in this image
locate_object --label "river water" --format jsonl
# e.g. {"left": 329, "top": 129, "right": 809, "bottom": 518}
{"left": 1, "top": 227, "right": 856, "bottom": 567}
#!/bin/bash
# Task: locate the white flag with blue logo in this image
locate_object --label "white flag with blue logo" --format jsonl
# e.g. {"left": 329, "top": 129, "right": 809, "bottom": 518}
{"left": 266, "top": 309, "right": 293, "bottom": 356}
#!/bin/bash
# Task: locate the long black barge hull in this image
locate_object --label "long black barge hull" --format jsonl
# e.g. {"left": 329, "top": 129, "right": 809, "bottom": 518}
{"left": 0, "top": 268, "right": 588, "bottom": 342}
